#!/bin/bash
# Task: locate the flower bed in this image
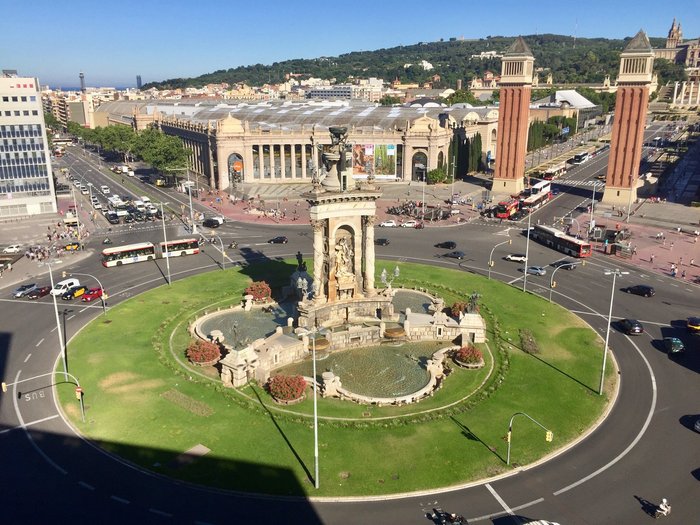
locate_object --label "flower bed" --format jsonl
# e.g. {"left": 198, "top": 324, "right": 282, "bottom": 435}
{"left": 453, "top": 345, "right": 484, "bottom": 369}
{"left": 186, "top": 339, "right": 221, "bottom": 367}
{"left": 267, "top": 374, "right": 307, "bottom": 403}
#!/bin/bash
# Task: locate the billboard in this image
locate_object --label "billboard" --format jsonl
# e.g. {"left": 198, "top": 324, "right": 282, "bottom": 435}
{"left": 352, "top": 143, "right": 396, "bottom": 179}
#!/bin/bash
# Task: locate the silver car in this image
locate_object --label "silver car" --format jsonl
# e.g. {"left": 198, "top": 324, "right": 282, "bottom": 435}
{"left": 525, "top": 266, "right": 547, "bottom": 276}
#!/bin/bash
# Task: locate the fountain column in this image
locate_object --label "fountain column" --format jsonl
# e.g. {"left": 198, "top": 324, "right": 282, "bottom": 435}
{"left": 363, "top": 215, "right": 376, "bottom": 295}
{"left": 311, "top": 219, "right": 326, "bottom": 303}
{"left": 672, "top": 81, "right": 679, "bottom": 107}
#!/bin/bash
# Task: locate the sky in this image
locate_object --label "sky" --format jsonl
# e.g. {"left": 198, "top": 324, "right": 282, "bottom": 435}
{"left": 2, "top": 0, "right": 698, "bottom": 89}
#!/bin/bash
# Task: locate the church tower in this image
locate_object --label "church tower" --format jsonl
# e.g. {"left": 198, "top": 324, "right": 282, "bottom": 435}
{"left": 666, "top": 18, "right": 682, "bottom": 49}
{"left": 492, "top": 37, "right": 534, "bottom": 195}
{"left": 603, "top": 30, "right": 654, "bottom": 207}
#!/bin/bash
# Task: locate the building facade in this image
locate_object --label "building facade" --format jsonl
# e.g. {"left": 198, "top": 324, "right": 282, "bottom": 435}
{"left": 0, "top": 71, "right": 56, "bottom": 217}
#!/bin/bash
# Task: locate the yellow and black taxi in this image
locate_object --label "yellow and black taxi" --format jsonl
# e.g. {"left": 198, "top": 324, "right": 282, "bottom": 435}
{"left": 64, "top": 242, "right": 82, "bottom": 251}
{"left": 687, "top": 316, "right": 700, "bottom": 335}
{"left": 61, "top": 285, "right": 87, "bottom": 300}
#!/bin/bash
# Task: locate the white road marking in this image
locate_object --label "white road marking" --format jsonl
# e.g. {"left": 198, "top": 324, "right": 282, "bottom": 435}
{"left": 78, "top": 481, "right": 95, "bottom": 490}
{"left": 50, "top": 327, "right": 57, "bottom": 332}
{"left": 0, "top": 414, "right": 59, "bottom": 435}
{"left": 110, "top": 495, "right": 130, "bottom": 504}
{"left": 67, "top": 314, "right": 76, "bottom": 321}
{"left": 79, "top": 307, "right": 88, "bottom": 313}
{"left": 469, "top": 498, "right": 544, "bottom": 522}
{"left": 24, "top": 354, "right": 31, "bottom": 362}
{"left": 149, "top": 508, "right": 173, "bottom": 518}
{"left": 485, "top": 483, "right": 514, "bottom": 515}
{"left": 35, "top": 338, "right": 44, "bottom": 347}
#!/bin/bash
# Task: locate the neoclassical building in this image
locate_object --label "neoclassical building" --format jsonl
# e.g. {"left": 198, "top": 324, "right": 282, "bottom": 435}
{"left": 94, "top": 100, "right": 499, "bottom": 191}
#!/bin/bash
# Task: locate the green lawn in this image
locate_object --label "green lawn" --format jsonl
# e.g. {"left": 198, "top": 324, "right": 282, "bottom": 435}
{"left": 57, "top": 259, "right": 613, "bottom": 496}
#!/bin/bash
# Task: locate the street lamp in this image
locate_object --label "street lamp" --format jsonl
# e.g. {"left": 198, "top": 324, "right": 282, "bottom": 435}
{"left": 298, "top": 327, "right": 320, "bottom": 489}
{"left": 46, "top": 263, "right": 68, "bottom": 380}
{"left": 208, "top": 233, "right": 226, "bottom": 270}
{"left": 600, "top": 269, "right": 629, "bottom": 395}
{"left": 522, "top": 211, "right": 532, "bottom": 292}
{"left": 548, "top": 261, "right": 584, "bottom": 303}
{"left": 166, "top": 167, "right": 196, "bottom": 233}
{"left": 159, "top": 202, "right": 171, "bottom": 286}
{"left": 488, "top": 239, "right": 512, "bottom": 280}
{"left": 589, "top": 181, "right": 599, "bottom": 233}
{"left": 421, "top": 168, "right": 426, "bottom": 223}
{"left": 62, "top": 271, "right": 107, "bottom": 316}
{"left": 71, "top": 187, "right": 83, "bottom": 243}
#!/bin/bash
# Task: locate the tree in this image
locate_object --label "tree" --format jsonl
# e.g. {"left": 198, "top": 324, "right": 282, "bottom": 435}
{"left": 445, "top": 89, "right": 481, "bottom": 106}
{"left": 653, "top": 58, "right": 687, "bottom": 86}
{"left": 379, "top": 95, "right": 401, "bottom": 106}
{"left": 44, "top": 112, "right": 61, "bottom": 130}
{"left": 426, "top": 167, "right": 447, "bottom": 184}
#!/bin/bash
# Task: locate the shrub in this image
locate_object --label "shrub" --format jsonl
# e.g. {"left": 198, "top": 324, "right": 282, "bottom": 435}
{"left": 267, "top": 375, "right": 307, "bottom": 401}
{"left": 245, "top": 280, "right": 271, "bottom": 302}
{"left": 451, "top": 301, "right": 468, "bottom": 317}
{"left": 519, "top": 328, "right": 540, "bottom": 355}
{"left": 185, "top": 339, "right": 221, "bottom": 363}
{"left": 455, "top": 345, "right": 483, "bottom": 364}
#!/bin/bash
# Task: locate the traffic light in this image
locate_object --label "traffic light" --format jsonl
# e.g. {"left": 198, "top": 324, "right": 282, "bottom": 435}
{"left": 545, "top": 430, "right": 553, "bottom": 442}
{"left": 506, "top": 431, "right": 511, "bottom": 443}
{"left": 62, "top": 271, "right": 67, "bottom": 278}
{"left": 1, "top": 382, "right": 7, "bottom": 393}
{"left": 551, "top": 281, "right": 557, "bottom": 288}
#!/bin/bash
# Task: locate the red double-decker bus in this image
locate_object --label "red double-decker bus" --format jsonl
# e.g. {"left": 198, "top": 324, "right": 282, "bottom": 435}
{"left": 530, "top": 225, "right": 592, "bottom": 258}
{"left": 495, "top": 199, "right": 520, "bottom": 219}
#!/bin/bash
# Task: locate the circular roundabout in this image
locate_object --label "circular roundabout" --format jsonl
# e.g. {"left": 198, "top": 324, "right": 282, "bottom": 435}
{"left": 57, "top": 260, "right": 614, "bottom": 498}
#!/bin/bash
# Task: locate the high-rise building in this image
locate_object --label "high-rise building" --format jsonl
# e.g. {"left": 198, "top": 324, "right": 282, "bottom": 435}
{"left": 136, "top": 75, "right": 142, "bottom": 89}
{"left": 79, "top": 71, "right": 86, "bottom": 93}
{"left": 0, "top": 71, "right": 57, "bottom": 217}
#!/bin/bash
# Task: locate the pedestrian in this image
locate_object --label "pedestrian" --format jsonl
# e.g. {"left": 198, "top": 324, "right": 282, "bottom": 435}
{"left": 7, "top": 262, "right": 12, "bottom": 272}
{"left": 679, "top": 256, "right": 683, "bottom": 266}
{"left": 632, "top": 245, "right": 638, "bottom": 256}
{"left": 650, "top": 253, "right": 656, "bottom": 264}
{"left": 691, "top": 258, "right": 696, "bottom": 266}
{"left": 681, "top": 270, "right": 686, "bottom": 279}
{"left": 670, "top": 242, "right": 674, "bottom": 251}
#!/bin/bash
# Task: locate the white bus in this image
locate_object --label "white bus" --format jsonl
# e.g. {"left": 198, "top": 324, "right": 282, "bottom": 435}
{"left": 521, "top": 180, "right": 552, "bottom": 211}
{"left": 102, "top": 242, "right": 156, "bottom": 267}
{"left": 159, "top": 238, "right": 200, "bottom": 258}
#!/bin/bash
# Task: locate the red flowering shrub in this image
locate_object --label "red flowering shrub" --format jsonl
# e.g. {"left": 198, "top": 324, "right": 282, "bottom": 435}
{"left": 267, "top": 375, "right": 307, "bottom": 401}
{"left": 186, "top": 339, "right": 221, "bottom": 363}
{"left": 245, "top": 280, "right": 272, "bottom": 302}
{"left": 455, "top": 345, "right": 482, "bottom": 364}
{"left": 451, "top": 301, "right": 468, "bottom": 317}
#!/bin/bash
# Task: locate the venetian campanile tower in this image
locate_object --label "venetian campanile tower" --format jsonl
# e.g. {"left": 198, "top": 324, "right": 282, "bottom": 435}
{"left": 603, "top": 31, "right": 654, "bottom": 207}
{"left": 492, "top": 37, "right": 534, "bottom": 195}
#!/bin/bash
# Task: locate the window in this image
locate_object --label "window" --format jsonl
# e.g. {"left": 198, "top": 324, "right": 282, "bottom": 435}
{"left": 23, "top": 111, "right": 29, "bottom": 116}
{"left": 30, "top": 96, "right": 36, "bottom": 102}
{"left": 1, "top": 97, "right": 7, "bottom": 102}
{"left": 21, "top": 96, "right": 27, "bottom": 102}
{"left": 31, "top": 110, "right": 37, "bottom": 116}
{"left": 11, "top": 97, "right": 17, "bottom": 102}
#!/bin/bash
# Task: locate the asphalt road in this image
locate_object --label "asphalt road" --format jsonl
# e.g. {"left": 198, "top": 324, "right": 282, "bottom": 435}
{"left": 1, "top": 130, "right": 698, "bottom": 524}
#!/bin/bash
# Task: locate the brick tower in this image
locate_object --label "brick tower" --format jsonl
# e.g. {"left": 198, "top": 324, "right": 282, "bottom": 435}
{"left": 603, "top": 30, "right": 654, "bottom": 207}
{"left": 492, "top": 37, "right": 534, "bottom": 195}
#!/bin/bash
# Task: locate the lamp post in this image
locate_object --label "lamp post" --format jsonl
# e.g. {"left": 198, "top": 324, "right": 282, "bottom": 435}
{"left": 209, "top": 233, "right": 226, "bottom": 270}
{"left": 589, "top": 181, "right": 599, "bottom": 233}
{"left": 298, "top": 327, "right": 320, "bottom": 489}
{"left": 46, "top": 263, "right": 68, "bottom": 380}
{"left": 506, "top": 412, "right": 553, "bottom": 465}
{"left": 523, "top": 211, "right": 532, "bottom": 292}
{"left": 421, "top": 168, "right": 426, "bottom": 223}
{"left": 600, "top": 269, "right": 628, "bottom": 395}
{"left": 488, "top": 239, "right": 512, "bottom": 280}
{"left": 63, "top": 271, "right": 107, "bottom": 316}
{"left": 159, "top": 202, "right": 171, "bottom": 286}
{"left": 71, "top": 187, "right": 83, "bottom": 243}
{"left": 548, "top": 261, "right": 581, "bottom": 303}
{"left": 626, "top": 174, "right": 634, "bottom": 223}
{"left": 166, "top": 166, "right": 195, "bottom": 233}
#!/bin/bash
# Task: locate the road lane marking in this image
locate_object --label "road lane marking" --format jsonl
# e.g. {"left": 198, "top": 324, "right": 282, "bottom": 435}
{"left": 110, "top": 495, "right": 130, "bottom": 504}
{"left": 67, "top": 314, "right": 76, "bottom": 321}
{"left": 35, "top": 338, "right": 44, "bottom": 347}
{"left": 50, "top": 327, "right": 57, "bottom": 332}
{"left": 469, "top": 498, "right": 544, "bottom": 522}
{"left": 78, "top": 481, "right": 95, "bottom": 490}
{"left": 485, "top": 483, "right": 514, "bottom": 515}
{"left": 149, "top": 508, "right": 173, "bottom": 518}
{"left": 24, "top": 354, "right": 31, "bottom": 363}
{"left": 0, "top": 414, "right": 60, "bottom": 435}
{"left": 79, "top": 307, "right": 88, "bottom": 313}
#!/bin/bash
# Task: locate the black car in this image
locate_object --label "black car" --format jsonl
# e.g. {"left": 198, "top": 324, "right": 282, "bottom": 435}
{"left": 510, "top": 210, "right": 526, "bottom": 221}
{"left": 551, "top": 259, "right": 578, "bottom": 270}
{"left": 375, "top": 238, "right": 390, "bottom": 246}
{"left": 268, "top": 236, "right": 288, "bottom": 244}
{"left": 123, "top": 214, "right": 135, "bottom": 223}
{"left": 435, "top": 241, "right": 457, "bottom": 249}
{"left": 620, "top": 318, "right": 644, "bottom": 335}
{"left": 61, "top": 285, "right": 87, "bottom": 301}
{"left": 27, "top": 285, "right": 51, "bottom": 300}
{"left": 623, "top": 285, "right": 655, "bottom": 297}
{"left": 106, "top": 213, "right": 120, "bottom": 225}
{"left": 202, "top": 217, "right": 223, "bottom": 228}
{"left": 444, "top": 251, "right": 465, "bottom": 260}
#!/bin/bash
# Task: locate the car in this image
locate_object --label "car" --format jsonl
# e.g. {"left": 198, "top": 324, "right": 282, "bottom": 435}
{"left": 81, "top": 288, "right": 104, "bottom": 302}
{"left": 444, "top": 251, "right": 466, "bottom": 260}
{"left": 401, "top": 220, "right": 418, "bottom": 228}
{"left": 551, "top": 187, "right": 560, "bottom": 195}
{"left": 93, "top": 202, "right": 103, "bottom": 210}
{"left": 510, "top": 210, "right": 526, "bottom": 221}
{"left": 623, "top": 285, "right": 655, "bottom": 297}
{"left": 687, "top": 316, "right": 700, "bottom": 335}
{"left": 551, "top": 259, "right": 578, "bottom": 270}
{"left": 595, "top": 173, "right": 607, "bottom": 181}
{"left": 13, "top": 283, "right": 38, "bottom": 298}
{"left": 525, "top": 266, "right": 547, "bottom": 276}
{"left": 100, "top": 185, "right": 110, "bottom": 194}
{"left": 663, "top": 337, "right": 685, "bottom": 357}
{"left": 80, "top": 186, "right": 89, "bottom": 195}
{"left": 435, "top": 241, "right": 457, "bottom": 250}
{"left": 106, "top": 213, "right": 120, "bottom": 225}
{"left": 202, "top": 217, "right": 224, "bottom": 228}
{"left": 27, "top": 286, "right": 51, "bottom": 300}
{"left": 379, "top": 220, "right": 397, "bottom": 228}
{"left": 620, "top": 318, "right": 644, "bottom": 335}
{"left": 3, "top": 244, "right": 22, "bottom": 254}
{"left": 375, "top": 238, "right": 390, "bottom": 246}
{"left": 268, "top": 236, "right": 288, "bottom": 244}
{"left": 64, "top": 242, "right": 82, "bottom": 251}
{"left": 123, "top": 214, "right": 135, "bottom": 223}
{"left": 505, "top": 254, "right": 527, "bottom": 263}
{"left": 61, "top": 285, "right": 88, "bottom": 300}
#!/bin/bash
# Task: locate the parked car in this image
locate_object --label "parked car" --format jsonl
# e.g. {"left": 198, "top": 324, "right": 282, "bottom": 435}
{"left": 27, "top": 286, "right": 51, "bottom": 300}
{"left": 551, "top": 259, "right": 578, "bottom": 270}
{"left": 623, "top": 285, "right": 655, "bottom": 297}
{"left": 401, "top": 220, "right": 418, "bottom": 228}
{"left": 687, "top": 316, "right": 700, "bottom": 335}
{"left": 663, "top": 337, "right": 685, "bottom": 357}
{"left": 379, "top": 220, "right": 397, "bottom": 228}
{"left": 435, "top": 241, "right": 457, "bottom": 249}
{"left": 2, "top": 244, "right": 22, "bottom": 254}
{"left": 444, "top": 251, "right": 466, "bottom": 260}
{"left": 505, "top": 253, "right": 527, "bottom": 262}
{"left": 61, "top": 285, "right": 88, "bottom": 300}
{"left": 13, "top": 283, "right": 38, "bottom": 298}
{"left": 375, "top": 238, "right": 390, "bottom": 246}
{"left": 81, "top": 288, "right": 104, "bottom": 302}
{"left": 202, "top": 217, "right": 224, "bottom": 228}
{"left": 620, "top": 318, "right": 644, "bottom": 335}
{"left": 525, "top": 266, "right": 547, "bottom": 276}
{"left": 268, "top": 236, "right": 288, "bottom": 244}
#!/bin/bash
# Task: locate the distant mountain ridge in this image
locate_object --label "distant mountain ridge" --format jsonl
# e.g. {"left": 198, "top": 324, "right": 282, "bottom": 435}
{"left": 143, "top": 34, "right": 670, "bottom": 91}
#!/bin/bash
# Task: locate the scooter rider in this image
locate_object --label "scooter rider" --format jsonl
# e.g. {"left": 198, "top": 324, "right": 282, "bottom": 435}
{"left": 657, "top": 498, "right": 671, "bottom": 517}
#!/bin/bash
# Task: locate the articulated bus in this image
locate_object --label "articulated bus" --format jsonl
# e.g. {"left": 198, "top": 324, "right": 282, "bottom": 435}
{"left": 572, "top": 152, "right": 590, "bottom": 164}
{"left": 520, "top": 180, "right": 552, "bottom": 211}
{"left": 542, "top": 162, "right": 567, "bottom": 180}
{"left": 530, "top": 225, "right": 592, "bottom": 258}
{"left": 102, "top": 239, "right": 200, "bottom": 267}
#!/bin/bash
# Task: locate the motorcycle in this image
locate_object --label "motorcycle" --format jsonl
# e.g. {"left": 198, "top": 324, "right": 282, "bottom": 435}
{"left": 654, "top": 504, "right": 671, "bottom": 519}
{"left": 102, "top": 237, "right": 112, "bottom": 245}
{"left": 228, "top": 241, "right": 238, "bottom": 249}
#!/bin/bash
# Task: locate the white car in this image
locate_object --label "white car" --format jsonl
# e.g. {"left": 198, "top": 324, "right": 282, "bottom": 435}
{"left": 505, "top": 254, "right": 527, "bottom": 262}
{"left": 379, "top": 220, "right": 397, "bottom": 228}
{"left": 100, "top": 185, "right": 110, "bottom": 194}
{"left": 401, "top": 220, "right": 418, "bottom": 228}
{"left": 3, "top": 244, "right": 22, "bottom": 254}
